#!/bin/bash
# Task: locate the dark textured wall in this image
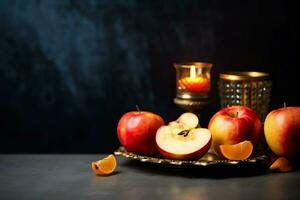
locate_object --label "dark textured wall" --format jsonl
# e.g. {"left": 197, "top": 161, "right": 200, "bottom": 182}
{"left": 0, "top": 0, "right": 298, "bottom": 153}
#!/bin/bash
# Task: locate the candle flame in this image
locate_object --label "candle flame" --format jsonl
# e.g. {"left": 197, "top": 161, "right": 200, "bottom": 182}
{"left": 190, "top": 65, "right": 196, "bottom": 79}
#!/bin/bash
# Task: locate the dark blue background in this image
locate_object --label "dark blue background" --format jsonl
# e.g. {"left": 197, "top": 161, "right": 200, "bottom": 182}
{"left": 0, "top": 0, "right": 298, "bottom": 153}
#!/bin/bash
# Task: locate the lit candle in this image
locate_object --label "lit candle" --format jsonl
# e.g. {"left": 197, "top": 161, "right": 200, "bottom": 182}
{"left": 178, "top": 65, "right": 210, "bottom": 93}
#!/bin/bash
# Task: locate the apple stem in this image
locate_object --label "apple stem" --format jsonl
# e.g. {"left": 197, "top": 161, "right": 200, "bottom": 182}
{"left": 135, "top": 105, "right": 141, "bottom": 114}
{"left": 284, "top": 102, "right": 287, "bottom": 108}
{"left": 236, "top": 112, "right": 239, "bottom": 118}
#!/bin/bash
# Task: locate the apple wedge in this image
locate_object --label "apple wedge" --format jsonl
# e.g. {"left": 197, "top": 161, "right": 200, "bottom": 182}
{"left": 156, "top": 127, "right": 212, "bottom": 160}
{"left": 168, "top": 112, "right": 199, "bottom": 135}
{"left": 176, "top": 112, "right": 199, "bottom": 129}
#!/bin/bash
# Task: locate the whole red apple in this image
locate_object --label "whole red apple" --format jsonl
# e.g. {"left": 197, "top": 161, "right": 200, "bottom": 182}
{"left": 117, "top": 110, "right": 164, "bottom": 156}
{"left": 264, "top": 106, "right": 300, "bottom": 158}
{"left": 208, "top": 106, "right": 263, "bottom": 156}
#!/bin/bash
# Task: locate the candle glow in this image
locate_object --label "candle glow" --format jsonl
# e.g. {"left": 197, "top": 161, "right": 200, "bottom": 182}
{"left": 190, "top": 65, "right": 196, "bottom": 79}
{"left": 178, "top": 65, "right": 210, "bottom": 93}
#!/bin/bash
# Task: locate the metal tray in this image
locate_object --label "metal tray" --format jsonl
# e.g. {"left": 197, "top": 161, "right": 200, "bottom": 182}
{"left": 114, "top": 146, "right": 269, "bottom": 170}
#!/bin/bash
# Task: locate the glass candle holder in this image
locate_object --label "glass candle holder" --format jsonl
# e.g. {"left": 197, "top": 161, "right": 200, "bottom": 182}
{"left": 174, "top": 62, "right": 213, "bottom": 112}
{"left": 218, "top": 71, "right": 272, "bottom": 121}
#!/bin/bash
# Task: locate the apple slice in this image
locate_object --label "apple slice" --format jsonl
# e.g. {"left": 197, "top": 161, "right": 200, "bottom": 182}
{"left": 156, "top": 127, "right": 212, "bottom": 160}
{"left": 176, "top": 112, "right": 199, "bottom": 129}
{"left": 167, "top": 112, "right": 199, "bottom": 135}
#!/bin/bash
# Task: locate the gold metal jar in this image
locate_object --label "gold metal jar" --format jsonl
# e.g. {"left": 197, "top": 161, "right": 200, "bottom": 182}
{"left": 218, "top": 71, "right": 272, "bottom": 121}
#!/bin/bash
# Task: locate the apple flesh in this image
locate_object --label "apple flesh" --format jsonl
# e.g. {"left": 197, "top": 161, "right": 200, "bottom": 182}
{"left": 168, "top": 112, "right": 199, "bottom": 133}
{"left": 208, "top": 106, "right": 263, "bottom": 156}
{"left": 117, "top": 111, "right": 164, "bottom": 156}
{"left": 155, "top": 112, "right": 211, "bottom": 160}
{"left": 264, "top": 106, "right": 300, "bottom": 158}
{"left": 176, "top": 112, "right": 199, "bottom": 129}
{"left": 156, "top": 127, "right": 211, "bottom": 160}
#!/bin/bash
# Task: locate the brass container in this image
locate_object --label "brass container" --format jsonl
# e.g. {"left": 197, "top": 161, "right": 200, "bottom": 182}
{"left": 219, "top": 71, "right": 272, "bottom": 121}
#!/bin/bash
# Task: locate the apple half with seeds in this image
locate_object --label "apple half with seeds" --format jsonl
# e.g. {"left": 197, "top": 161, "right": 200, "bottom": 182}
{"left": 155, "top": 113, "right": 212, "bottom": 160}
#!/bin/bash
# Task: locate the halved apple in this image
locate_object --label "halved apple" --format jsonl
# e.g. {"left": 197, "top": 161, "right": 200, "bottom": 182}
{"left": 156, "top": 126, "right": 212, "bottom": 160}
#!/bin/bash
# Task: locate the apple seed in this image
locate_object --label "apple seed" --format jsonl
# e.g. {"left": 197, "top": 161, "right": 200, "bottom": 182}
{"left": 177, "top": 130, "right": 190, "bottom": 137}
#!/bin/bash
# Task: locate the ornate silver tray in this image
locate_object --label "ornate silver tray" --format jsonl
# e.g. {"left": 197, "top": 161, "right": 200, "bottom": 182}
{"left": 114, "top": 146, "right": 269, "bottom": 170}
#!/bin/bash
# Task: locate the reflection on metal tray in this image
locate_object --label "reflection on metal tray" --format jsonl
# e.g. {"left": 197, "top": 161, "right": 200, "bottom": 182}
{"left": 114, "top": 146, "right": 269, "bottom": 169}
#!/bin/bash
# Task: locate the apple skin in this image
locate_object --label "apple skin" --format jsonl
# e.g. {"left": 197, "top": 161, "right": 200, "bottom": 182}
{"left": 157, "top": 136, "right": 211, "bottom": 160}
{"left": 208, "top": 106, "right": 263, "bottom": 156}
{"left": 264, "top": 107, "right": 300, "bottom": 158}
{"left": 117, "top": 111, "right": 164, "bottom": 156}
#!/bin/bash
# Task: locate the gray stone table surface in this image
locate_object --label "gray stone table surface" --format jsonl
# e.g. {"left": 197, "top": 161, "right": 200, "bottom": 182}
{"left": 1, "top": 154, "right": 300, "bottom": 200}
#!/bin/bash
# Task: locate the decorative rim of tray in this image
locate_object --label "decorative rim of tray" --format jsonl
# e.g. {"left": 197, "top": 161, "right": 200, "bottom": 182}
{"left": 114, "top": 146, "right": 269, "bottom": 168}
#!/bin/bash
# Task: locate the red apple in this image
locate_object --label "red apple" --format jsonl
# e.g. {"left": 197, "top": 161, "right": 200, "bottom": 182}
{"left": 117, "top": 111, "right": 164, "bottom": 156}
{"left": 264, "top": 106, "right": 300, "bottom": 158}
{"left": 156, "top": 127, "right": 211, "bottom": 160}
{"left": 156, "top": 112, "right": 211, "bottom": 160}
{"left": 208, "top": 106, "right": 263, "bottom": 156}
